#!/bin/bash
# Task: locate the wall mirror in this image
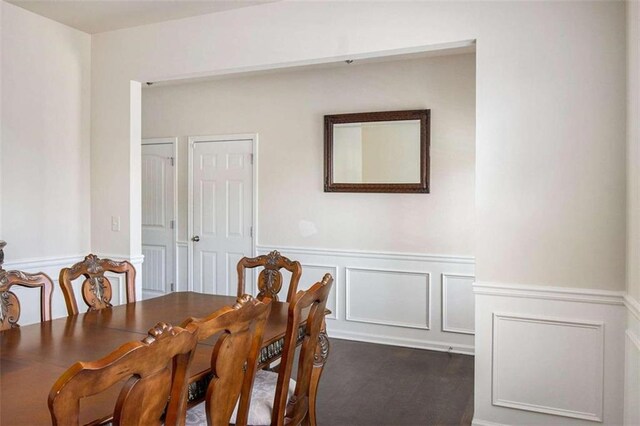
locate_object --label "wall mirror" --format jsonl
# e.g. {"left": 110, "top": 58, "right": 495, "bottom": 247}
{"left": 324, "top": 109, "right": 430, "bottom": 193}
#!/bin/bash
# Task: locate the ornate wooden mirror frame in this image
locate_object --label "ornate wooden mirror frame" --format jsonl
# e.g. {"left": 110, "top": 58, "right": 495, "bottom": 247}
{"left": 324, "top": 109, "right": 430, "bottom": 193}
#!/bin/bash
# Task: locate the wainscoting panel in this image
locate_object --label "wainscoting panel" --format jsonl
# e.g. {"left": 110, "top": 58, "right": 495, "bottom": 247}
{"left": 141, "top": 244, "right": 166, "bottom": 298}
{"left": 256, "top": 245, "right": 475, "bottom": 354}
{"left": 442, "top": 273, "right": 475, "bottom": 334}
{"left": 177, "top": 241, "right": 189, "bottom": 292}
{"left": 492, "top": 314, "right": 604, "bottom": 421}
{"left": 473, "top": 282, "right": 626, "bottom": 426}
{"left": 225, "top": 252, "right": 245, "bottom": 296}
{"left": 346, "top": 268, "right": 431, "bottom": 329}
{"left": 298, "top": 264, "right": 338, "bottom": 320}
{"left": 624, "top": 295, "right": 640, "bottom": 425}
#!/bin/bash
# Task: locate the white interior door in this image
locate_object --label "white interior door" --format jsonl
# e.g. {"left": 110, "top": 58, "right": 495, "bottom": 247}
{"left": 141, "top": 139, "right": 176, "bottom": 299}
{"left": 191, "top": 138, "right": 254, "bottom": 295}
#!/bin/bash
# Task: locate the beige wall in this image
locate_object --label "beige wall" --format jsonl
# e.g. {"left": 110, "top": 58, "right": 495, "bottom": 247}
{"left": 142, "top": 54, "right": 476, "bottom": 255}
{"left": 1, "top": 2, "right": 91, "bottom": 260}
{"left": 92, "top": 1, "right": 626, "bottom": 291}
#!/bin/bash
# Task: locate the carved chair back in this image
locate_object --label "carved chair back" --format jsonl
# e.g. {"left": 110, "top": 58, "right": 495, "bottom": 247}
{"left": 181, "top": 295, "right": 272, "bottom": 426}
{"left": 236, "top": 251, "right": 302, "bottom": 302}
{"left": 48, "top": 322, "right": 198, "bottom": 426}
{"left": 59, "top": 254, "right": 136, "bottom": 315}
{"left": 272, "top": 274, "right": 333, "bottom": 426}
{"left": 0, "top": 240, "right": 54, "bottom": 331}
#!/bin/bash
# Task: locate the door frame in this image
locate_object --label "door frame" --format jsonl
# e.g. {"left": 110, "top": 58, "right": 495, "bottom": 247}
{"left": 187, "top": 133, "right": 258, "bottom": 293}
{"left": 141, "top": 137, "right": 178, "bottom": 295}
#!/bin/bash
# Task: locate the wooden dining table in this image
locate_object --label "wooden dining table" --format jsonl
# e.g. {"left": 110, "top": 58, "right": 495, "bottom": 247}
{"left": 0, "top": 292, "right": 330, "bottom": 425}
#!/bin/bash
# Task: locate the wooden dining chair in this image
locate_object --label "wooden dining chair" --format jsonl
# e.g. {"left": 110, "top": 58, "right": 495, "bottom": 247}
{"left": 237, "top": 251, "right": 302, "bottom": 303}
{"left": 59, "top": 254, "right": 136, "bottom": 315}
{"left": 0, "top": 241, "right": 54, "bottom": 331}
{"left": 48, "top": 321, "right": 198, "bottom": 426}
{"left": 182, "top": 295, "right": 272, "bottom": 426}
{"left": 244, "top": 273, "right": 333, "bottom": 426}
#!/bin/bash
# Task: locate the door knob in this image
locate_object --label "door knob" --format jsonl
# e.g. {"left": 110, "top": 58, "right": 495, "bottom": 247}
{"left": 192, "top": 235, "right": 200, "bottom": 242}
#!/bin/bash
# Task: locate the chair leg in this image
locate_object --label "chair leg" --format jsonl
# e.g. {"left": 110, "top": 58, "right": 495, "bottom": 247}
{"left": 308, "top": 320, "right": 329, "bottom": 426}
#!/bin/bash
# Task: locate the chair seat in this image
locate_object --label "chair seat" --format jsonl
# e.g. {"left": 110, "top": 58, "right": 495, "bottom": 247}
{"left": 185, "top": 369, "right": 296, "bottom": 426}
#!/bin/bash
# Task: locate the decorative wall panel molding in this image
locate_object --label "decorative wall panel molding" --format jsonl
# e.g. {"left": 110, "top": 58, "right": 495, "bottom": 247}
{"left": 299, "top": 264, "right": 339, "bottom": 320}
{"left": 346, "top": 267, "right": 431, "bottom": 329}
{"left": 255, "top": 246, "right": 475, "bottom": 354}
{"left": 492, "top": 313, "right": 604, "bottom": 422}
{"left": 442, "top": 273, "right": 475, "bottom": 334}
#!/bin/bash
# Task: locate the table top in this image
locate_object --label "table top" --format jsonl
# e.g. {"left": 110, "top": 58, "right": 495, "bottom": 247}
{"left": 0, "top": 292, "right": 293, "bottom": 425}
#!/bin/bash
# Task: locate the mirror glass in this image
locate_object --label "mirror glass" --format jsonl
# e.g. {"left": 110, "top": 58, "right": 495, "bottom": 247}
{"left": 324, "top": 109, "right": 430, "bottom": 193}
{"left": 333, "top": 120, "right": 421, "bottom": 184}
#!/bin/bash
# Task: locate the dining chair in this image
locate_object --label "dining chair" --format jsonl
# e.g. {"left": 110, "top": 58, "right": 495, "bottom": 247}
{"left": 0, "top": 241, "right": 54, "bottom": 331}
{"left": 182, "top": 295, "right": 272, "bottom": 426}
{"left": 59, "top": 254, "right": 136, "bottom": 315}
{"left": 48, "top": 321, "right": 198, "bottom": 426}
{"left": 236, "top": 251, "right": 302, "bottom": 303}
{"left": 245, "top": 273, "right": 333, "bottom": 426}
{"left": 0, "top": 269, "right": 55, "bottom": 331}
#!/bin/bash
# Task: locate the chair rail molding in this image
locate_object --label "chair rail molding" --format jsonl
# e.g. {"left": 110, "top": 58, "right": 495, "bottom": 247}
{"left": 474, "top": 281, "right": 625, "bottom": 305}
{"left": 256, "top": 244, "right": 474, "bottom": 264}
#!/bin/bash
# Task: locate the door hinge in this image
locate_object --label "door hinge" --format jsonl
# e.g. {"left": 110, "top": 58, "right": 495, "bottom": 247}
{"left": 250, "top": 154, "right": 254, "bottom": 165}
{"left": 170, "top": 283, "right": 175, "bottom": 292}
{"left": 249, "top": 226, "right": 253, "bottom": 238}
{"left": 169, "top": 156, "right": 174, "bottom": 166}
{"left": 170, "top": 220, "right": 175, "bottom": 229}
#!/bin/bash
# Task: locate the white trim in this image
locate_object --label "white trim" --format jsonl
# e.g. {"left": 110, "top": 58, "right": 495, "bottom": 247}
{"left": 328, "top": 330, "right": 474, "bottom": 355}
{"left": 256, "top": 244, "right": 474, "bottom": 265}
{"left": 141, "top": 137, "right": 176, "bottom": 146}
{"left": 188, "top": 134, "right": 258, "bottom": 293}
{"left": 627, "top": 329, "right": 640, "bottom": 352}
{"left": 3, "top": 255, "right": 84, "bottom": 270}
{"left": 624, "top": 294, "right": 640, "bottom": 321}
{"left": 471, "top": 419, "right": 510, "bottom": 426}
{"left": 142, "top": 136, "right": 178, "bottom": 295}
{"left": 474, "top": 281, "right": 625, "bottom": 306}
{"left": 345, "top": 266, "right": 431, "bottom": 330}
{"left": 298, "top": 263, "right": 339, "bottom": 320}
{"left": 95, "top": 253, "right": 145, "bottom": 264}
{"left": 491, "top": 313, "right": 604, "bottom": 422}
{"left": 441, "top": 273, "right": 475, "bottom": 335}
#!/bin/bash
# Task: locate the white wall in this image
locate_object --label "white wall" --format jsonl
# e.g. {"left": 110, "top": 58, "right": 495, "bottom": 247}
{"left": 142, "top": 54, "right": 476, "bottom": 255}
{"left": 1, "top": 2, "right": 91, "bottom": 261}
{"left": 625, "top": 2, "right": 640, "bottom": 425}
{"left": 91, "top": 2, "right": 627, "bottom": 424}
{"left": 0, "top": 1, "right": 93, "bottom": 324}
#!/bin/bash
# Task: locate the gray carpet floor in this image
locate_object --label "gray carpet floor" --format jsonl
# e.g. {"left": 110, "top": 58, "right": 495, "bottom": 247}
{"left": 314, "top": 338, "right": 474, "bottom": 426}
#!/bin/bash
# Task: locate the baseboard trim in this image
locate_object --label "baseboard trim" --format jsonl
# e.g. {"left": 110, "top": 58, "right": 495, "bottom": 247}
{"left": 327, "top": 329, "right": 474, "bottom": 355}
{"left": 256, "top": 244, "right": 474, "bottom": 265}
{"left": 474, "top": 281, "right": 625, "bottom": 306}
{"left": 471, "top": 419, "right": 510, "bottom": 426}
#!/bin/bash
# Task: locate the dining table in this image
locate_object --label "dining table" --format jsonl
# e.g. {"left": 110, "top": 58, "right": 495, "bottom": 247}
{"left": 0, "top": 292, "right": 330, "bottom": 425}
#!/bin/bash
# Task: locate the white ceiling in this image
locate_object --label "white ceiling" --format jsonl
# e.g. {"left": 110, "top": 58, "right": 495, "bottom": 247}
{"left": 7, "top": 0, "right": 277, "bottom": 34}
